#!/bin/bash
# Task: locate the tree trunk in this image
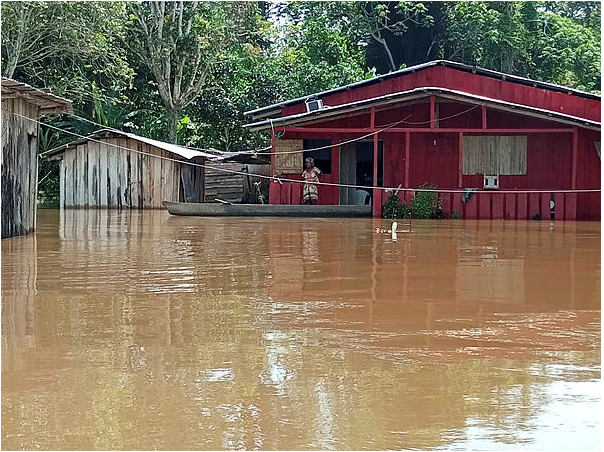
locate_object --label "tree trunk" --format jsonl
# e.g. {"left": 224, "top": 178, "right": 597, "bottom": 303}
{"left": 168, "top": 109, "right": 179, "bottom": 144}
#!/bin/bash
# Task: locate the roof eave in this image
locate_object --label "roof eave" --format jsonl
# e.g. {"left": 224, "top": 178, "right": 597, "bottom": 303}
{"left": 1, "top": 77, "right": 73, "bottom": 114}
{"left": 243, "top": 60, "right": 600, "bottom": 120}
{"left": 244, "top": 87, "right": 601, "bottom": 132}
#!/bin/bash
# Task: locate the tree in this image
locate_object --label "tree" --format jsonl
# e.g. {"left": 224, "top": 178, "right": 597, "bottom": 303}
{"left": 128, "top": 1, "right": 256, "bottom": 143}
{"left": 1, "top": 1, "right": 132, "bottom": 97}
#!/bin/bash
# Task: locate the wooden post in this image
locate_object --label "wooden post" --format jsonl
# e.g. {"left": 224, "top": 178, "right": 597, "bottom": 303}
{"left": 458, "top": 132, "right": 464, "bottom": 188}
{"left": 571, "top": 128, "right": 578, "bottom": 189}
{"left": 430, "top": 95, "right": 435, "bottom": 129}
{"left": 404, "top": 131, "right": 410, "bottom": 188}
{"left": 481, "top": 106, "right": 487, "bottom": 129}
{"left": 269, "top": 126, "right": 276, "bottom": 204}
{"left": 270, "top": 127, "right": 276, "bottom": 177}
{"left": 370, "top": 107, "right": 380, "bottom": 216}
{"left": 373, "top": 132, "right": 379, "bottom": 217}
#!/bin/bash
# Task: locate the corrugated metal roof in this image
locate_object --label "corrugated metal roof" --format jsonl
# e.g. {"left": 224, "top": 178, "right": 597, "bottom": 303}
{"left": 1, "top": 77, "right": 73, "bottom": 114}
{"left": 244, "top": 60, "right": 600, "bottom": 119}
{"left": 42, "top": 129, "right": 220, "bottom": 160}
{"left": 244, "top": 87, "right": 601, "bottom": 131}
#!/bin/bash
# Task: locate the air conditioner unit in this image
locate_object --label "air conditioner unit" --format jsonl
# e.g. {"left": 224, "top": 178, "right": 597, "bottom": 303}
{"left": 483, "top": 174, "right": 499, "bottom": 189}
{"left": 305, "top": 98, "right": 324, "bottom": 112}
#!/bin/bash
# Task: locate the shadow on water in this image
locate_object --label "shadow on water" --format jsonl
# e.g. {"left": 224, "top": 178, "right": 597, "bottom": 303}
{"left": 1, "top": 209, "right": 600, "bottom": 450}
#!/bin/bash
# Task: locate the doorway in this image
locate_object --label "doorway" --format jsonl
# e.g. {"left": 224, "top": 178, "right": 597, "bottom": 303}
{"left": 339, "top": 141, "right": 383, "bottom": 205}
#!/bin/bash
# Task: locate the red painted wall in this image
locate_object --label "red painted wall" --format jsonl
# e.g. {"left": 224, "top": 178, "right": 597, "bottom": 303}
{"left": 408, "top": 133, "right": 459, "bottom": 188}
{"left": 270, "top": 100, "right": 600, "bottom": 220}
{"left": 383, "top": 133, "right": 406, "bottom": 188}
{"left": 281, "top": 66, "right": 600, "bottom": 122}
{"left": 576, "top": 129, "right": 601, "bottom": 220}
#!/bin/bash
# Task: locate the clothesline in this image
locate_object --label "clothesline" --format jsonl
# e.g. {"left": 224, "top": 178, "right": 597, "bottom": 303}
{"left": 4, "top": 109, "right": 601, "bottom": 195}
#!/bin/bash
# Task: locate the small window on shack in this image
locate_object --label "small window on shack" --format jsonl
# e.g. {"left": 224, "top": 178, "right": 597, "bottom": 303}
{"left": 463, "top": 135, "right": 527, "bottom": 175}
{"left": 303, "top": 139, "right": 332, "bottom": 174}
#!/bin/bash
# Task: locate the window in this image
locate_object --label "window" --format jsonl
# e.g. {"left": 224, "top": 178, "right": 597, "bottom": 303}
{"left": 463, "top": 135, "right": 527, "bottom": 175}
{"left": 274, "top": 139, "right": 303, "bottom": 175}
{"left": 303, "top": 139, "right": 332, "bottom": 174}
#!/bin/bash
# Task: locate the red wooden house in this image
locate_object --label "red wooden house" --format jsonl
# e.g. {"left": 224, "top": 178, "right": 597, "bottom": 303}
{"left": 244, "top": 60, "right": 600, "bottom": 220}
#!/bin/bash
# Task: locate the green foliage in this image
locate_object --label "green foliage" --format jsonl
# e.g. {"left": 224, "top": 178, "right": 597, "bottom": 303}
{"left": 382, "top": 193, "right": 411, "bottom": 219}
{"left": 1, "top": 1, "right": 133, "bottom": 98}
{"left": 450, "top": 209, "right": 461, "bottom": 220}
{"left": 411, "top": 184, "right": 441, "bottom": 219}
{"left": 37, "top": 159, "right": 60, "bottom": 209}
{"left": 0, "top": 1, "right": 600, "bottom": 201}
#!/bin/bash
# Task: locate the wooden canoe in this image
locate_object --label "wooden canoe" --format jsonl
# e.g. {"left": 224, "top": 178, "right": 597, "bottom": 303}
{"left": 163, "top": 201, "right": 372, "bottom": 217}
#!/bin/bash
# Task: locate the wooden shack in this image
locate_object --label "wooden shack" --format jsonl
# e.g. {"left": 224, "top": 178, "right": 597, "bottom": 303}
{"left": 204, "top": 159, "right": 270, "bottom": 203}
{"left": 44, "top": 129, "right": 217, "bottom": 209}
{"left": 245, "top": 60, "right": 601, "bottom": 220}
{"left": 1, "top": 77, "right": 73, "bottom": 238}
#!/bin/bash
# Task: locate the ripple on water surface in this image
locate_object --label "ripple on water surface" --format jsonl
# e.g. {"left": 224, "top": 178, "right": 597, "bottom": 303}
{"left": 1, "top": 210, "right": 600, "bottom": 450}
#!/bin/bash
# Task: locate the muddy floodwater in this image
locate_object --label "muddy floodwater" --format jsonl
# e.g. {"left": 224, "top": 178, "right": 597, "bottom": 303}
{"left": 1, "top": 210, "right": 600, "bottom": 451}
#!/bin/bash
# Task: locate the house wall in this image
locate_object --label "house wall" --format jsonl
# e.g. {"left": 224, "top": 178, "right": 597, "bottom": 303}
{"left": 1, "top": 98, "right": 39, "bottom": 238}
{"left": 269, "top": 103, "right": 600, "bottom": 220}
{"left": 575, "top": 129, "right": 601, "bottom": 220}
{"left": 60, "top": 137, "right": 184, "bottom": 209}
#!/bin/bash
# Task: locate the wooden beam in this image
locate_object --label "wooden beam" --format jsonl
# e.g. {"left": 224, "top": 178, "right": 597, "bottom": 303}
{"left": 482, "top": 106, "right": 487, "bottom": 129}
{"left": 458, "top": 132, "right": 463, "bottom": 188}
{"left": 373, "top": 132, "right": 379, "bottom": 217}
{"left": 404, "top": 131, "right": 410, "bottom": 188}
{"left": 370, "top": 106, "right": 375, "bottom": 128}
{"left": 278, "top": 127, "right": 577, "bottom": 134}
{"left": 270, "top": 127, "right": 276, "bottom": 180}
{"left": 571, "top": 127, "right": 578, "bottom": 189}
{"left": 430, "top": 95, "right": 435, "bottom": 129}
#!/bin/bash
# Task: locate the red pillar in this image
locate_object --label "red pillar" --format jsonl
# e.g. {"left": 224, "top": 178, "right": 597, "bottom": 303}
{"left": 370, "top": 107, "right": 381, "bottom": 217}
{"left": 429, "top": 95, "right": 435, "bottom": 129}
{"left": 458, "top": 132, "right": 464, "bottom": 188}
{"left": 269, "top": 127, "right": 277, "bottom": 204}
{"left": 404, "top": 131, "right": 410, "bottom": 188}
{"left": 373, "top": 132, "right": 380, "bottom": 217}
{"left": 571, "top": 128, "right": 578, "bottom": 189}
{"left": 481, "top": 106, "right": 487, "bottom": 129}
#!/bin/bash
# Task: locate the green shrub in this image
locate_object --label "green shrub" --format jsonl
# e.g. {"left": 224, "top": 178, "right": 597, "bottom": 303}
{"left": 411, "top": 184, "right": 440, "bottom": 219}
{"left": 382, "top": 193, "right": 411, "bottom": 219}
{"left": 450, "top": 209, "right": 461, "bottom": 219}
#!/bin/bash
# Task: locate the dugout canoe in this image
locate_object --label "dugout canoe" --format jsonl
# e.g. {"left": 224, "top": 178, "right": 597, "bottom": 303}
{"left": 163, "top": 201, "right": 372, "bottom": 217}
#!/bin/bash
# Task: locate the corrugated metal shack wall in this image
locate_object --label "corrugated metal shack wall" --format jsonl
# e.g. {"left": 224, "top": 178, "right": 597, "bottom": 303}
{"left": 204, "top": 162, "right": 270, "bottom": 203}
{"left": 1, "top": 98, "right": 39, "bottom": 238}
{"left": 60, "top": 137, "right": 182, "bottom": 209}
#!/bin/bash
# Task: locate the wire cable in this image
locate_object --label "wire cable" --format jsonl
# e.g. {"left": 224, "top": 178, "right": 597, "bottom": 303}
{"left": 4, "top": 109, "right": 600, "bottom": 194}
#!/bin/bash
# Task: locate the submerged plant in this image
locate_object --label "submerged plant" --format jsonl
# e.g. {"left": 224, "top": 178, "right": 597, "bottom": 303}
{"left": 411, "top": 184, "right": 441, "bottom": 219}
{"left": 382, "top": 193, "right": 411, "bottom": 219}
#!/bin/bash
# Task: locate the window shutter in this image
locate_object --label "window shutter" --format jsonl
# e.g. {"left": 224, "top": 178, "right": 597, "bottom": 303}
{"left": 463, "top": 135, "right": 527, "bottom": 175}
{"left": 274, "top": 139, "right": 303, "bottom": 175}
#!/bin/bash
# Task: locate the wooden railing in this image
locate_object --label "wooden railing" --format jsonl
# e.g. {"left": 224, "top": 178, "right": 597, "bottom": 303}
{"left": 388, "top": 189, "right": 579, "bottom": 220}
{"left": 270, "top": 181, "right": 591, "bottom": 220}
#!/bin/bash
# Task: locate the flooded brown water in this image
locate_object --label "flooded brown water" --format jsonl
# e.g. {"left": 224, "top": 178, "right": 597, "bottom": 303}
{"left": 2, "top": 209, "right": 600, "bottom": 451}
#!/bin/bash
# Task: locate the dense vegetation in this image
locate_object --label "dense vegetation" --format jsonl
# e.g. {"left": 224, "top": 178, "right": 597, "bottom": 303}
{"left": 1, "top": 1, "right": 600, "bottom": 198}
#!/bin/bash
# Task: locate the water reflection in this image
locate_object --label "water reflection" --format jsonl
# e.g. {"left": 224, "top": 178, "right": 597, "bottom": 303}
{"left": 2, "top": 210, "right": 600, "bottom": 450}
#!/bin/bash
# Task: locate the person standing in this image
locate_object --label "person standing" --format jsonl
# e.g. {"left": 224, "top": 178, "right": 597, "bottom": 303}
{"left": 302, "top": 157, "right": 321, "bottom": 205}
